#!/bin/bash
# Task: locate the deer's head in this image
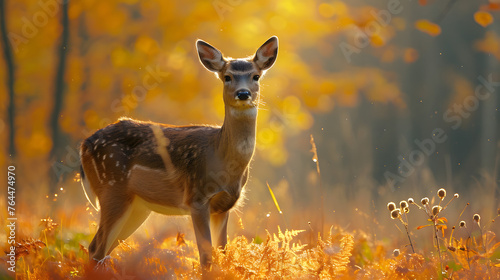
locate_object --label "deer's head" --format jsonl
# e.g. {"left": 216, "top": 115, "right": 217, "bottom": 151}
{"left": 197, "top": 37, "right": 278, "bottom": 116}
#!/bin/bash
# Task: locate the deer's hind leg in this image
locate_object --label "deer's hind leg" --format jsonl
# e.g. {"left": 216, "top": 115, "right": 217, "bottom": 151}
{"left": 113, "top": 197, "right": 151, "bottom": 248}
{"left": 89, "top": 190, "right": 150, "bottom": 261}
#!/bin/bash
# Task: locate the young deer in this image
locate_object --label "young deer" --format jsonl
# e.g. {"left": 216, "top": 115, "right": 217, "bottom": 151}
{"left": 79, "top": 36, "right": 278, "bottom": 268}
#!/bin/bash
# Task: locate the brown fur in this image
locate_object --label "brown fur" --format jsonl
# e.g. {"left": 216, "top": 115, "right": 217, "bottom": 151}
{"left": 80, "top": 37, "right": 278, "bottom": 269}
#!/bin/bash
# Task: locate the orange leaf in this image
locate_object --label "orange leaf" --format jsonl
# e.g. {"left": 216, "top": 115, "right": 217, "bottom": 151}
{"left": 440, "top": 225, "right": 447, "bottom": 237}
{"left": 403, "top": 48, "right": 419, "bottom": 63}
{"left": 481, "top": 3, "right": 500, "bottom": 11}
{"left": 437, "top": 217, "right": 448, "bottom": 223}
{"left": 474, "top": 31, "right": 500, "bottom": 61}
{"left": 419, "top": 0, "right": 427, "bottom": 6}
{"left": 415, "top": 20, "right": 441, "bottom": 36}
{"left": 474, "top": 11, "right": 494, "bottom": 27}
{"left": 176, "top": 232, "right": 186, "bottom": 247}
{"left": 417, "top": 224, "right": 432, "bottom": 230}
{"left": 489, "top": 3, "right": 500, "bottom": 11}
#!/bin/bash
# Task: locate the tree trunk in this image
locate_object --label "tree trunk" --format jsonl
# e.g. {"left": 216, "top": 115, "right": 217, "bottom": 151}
{"left": 0, "top": 0, "right": 16, "bottom": 159}
{"left": 50, "top": 0, "right": 69, "bottom": 176}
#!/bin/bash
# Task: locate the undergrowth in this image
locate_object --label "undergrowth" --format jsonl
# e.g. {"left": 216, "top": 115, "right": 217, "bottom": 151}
{"left": 387, "top": 188, "right": 500, "bottom": 279}
{"left": 3, "top": 216, "right": 500, "bottom": 279}
{"left": 2, "top": 190, "right": 500, "bottom": 279}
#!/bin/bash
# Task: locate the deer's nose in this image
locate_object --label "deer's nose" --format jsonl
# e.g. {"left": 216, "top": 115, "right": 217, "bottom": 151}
{"left": 236, "top": 90, "right": 251, "bottom": 101}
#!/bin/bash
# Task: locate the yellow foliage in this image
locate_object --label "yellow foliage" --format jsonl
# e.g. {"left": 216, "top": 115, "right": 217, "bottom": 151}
{"left": 475, "top": 31, "right": 500, "bottom": 61}
{"left": 474, "top": 11, "right": 494, "bottom": 27}
{"left": 403, "top": 48, "right": 419, "bottom": 63}
{"left": 319, "top": 1, "right": 349, "bottom": 20}
{"left": 415, "top": 19, "right": 442, "bottom": 37}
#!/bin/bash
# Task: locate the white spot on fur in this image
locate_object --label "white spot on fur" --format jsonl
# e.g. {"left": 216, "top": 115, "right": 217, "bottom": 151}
{"left": 103, "top": 154, "right": 107, "bottom": 160}
{"left": 110, "top": 153, "right": 114, "bottom": 158}
{"left": 131, "top": 164, "right": 163, "bottom": 172}
{"left": 116, "top": 161, "right": 120, "bottom": 167}
{"left": 91, "top": 158, "right": 102, "bottom": 182}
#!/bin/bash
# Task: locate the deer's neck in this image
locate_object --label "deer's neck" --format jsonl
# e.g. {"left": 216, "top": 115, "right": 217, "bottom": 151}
{"left": 217, "top": 106, "right": 258, "bottom": 164}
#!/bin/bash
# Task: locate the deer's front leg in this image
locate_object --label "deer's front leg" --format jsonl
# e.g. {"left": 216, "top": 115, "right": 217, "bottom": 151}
{"left": 190, "top": 204, "right": 212, "bottom": 268}
{"left": 210, "top": 211, "right": 229, "bottom": 249}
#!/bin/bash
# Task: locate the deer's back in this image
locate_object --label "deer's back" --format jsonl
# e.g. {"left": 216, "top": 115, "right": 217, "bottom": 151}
{"left": 80, "top": 118, "right": 220, "bottom": 202}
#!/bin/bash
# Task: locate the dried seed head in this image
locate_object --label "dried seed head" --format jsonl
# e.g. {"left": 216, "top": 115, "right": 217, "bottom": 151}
{"left": 408, "top": 198, "right": 415, "bottom": 204}
{"left": 432, "top": 205, "right": 442, "bottom": 216}
{"left": 403, "top": 207, "right": 410, "bottom": 213}
{"left": 437, "top": 188, "right": 446, "bottom": 200}
{"left": 473, "top": 214, "right": 480, "bottom": 223}
{"left": 454, "top": 193, "right": 459, "bottom": 198}
{"left": 459, "top": 221, "right": 466, "bottom": 228}
{"left": 391, "top": 209, "right": 401, "bottom": 219}
{"left": 447, "top": 246, "right": 456, "bottom": 252}
{"left": 400, "top": 200, "right": 408, "bottom": 209}
{"left": 393, "top": 249, "right": 400, "bottom": 257}
{"left": 421, "top": 197, "right": 429, "bottom": 205}
{"left": 387, "top": 202, "right": 396, "bottom": 212}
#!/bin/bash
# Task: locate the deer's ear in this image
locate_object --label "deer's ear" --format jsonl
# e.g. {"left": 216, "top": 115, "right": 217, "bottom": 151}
{"left": 254, "top": 36, "right": 278, "bottom": 71}
{"left": 197, "top": 40, "right": 225, "bottom": 72}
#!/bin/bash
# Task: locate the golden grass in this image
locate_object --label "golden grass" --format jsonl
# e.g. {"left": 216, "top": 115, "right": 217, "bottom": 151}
{"left": 2, "top": 176, "right": 500, "bottom": 280}
{"left": 3, "top": 212, "right": 500, "bottom": 279}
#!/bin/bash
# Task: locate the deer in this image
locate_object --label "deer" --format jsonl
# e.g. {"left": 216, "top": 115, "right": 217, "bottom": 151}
{"left": 79, "top": 36, "right": 278, "bottom": 269}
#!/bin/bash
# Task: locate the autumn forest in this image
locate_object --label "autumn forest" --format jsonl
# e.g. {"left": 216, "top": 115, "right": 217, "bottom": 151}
{"left": 1, "top": 0, "right": 500, "bottom": 279}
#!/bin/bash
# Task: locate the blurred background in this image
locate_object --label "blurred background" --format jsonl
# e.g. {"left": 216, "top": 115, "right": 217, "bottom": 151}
{"left": 0, "top": 0, "right": 499, "bottom": 252}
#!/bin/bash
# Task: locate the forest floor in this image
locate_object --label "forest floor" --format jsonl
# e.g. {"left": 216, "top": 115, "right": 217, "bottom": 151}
{"left": 2, "top": 189, "right": 500, "bottom": 280}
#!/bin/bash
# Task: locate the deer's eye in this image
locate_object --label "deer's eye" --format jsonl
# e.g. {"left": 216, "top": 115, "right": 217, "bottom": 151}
{"left": 253, "top": 75, "right": 260, "bottom": 81}
{"left": 224, "top": 75, "right": 231, "bottom": 82}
